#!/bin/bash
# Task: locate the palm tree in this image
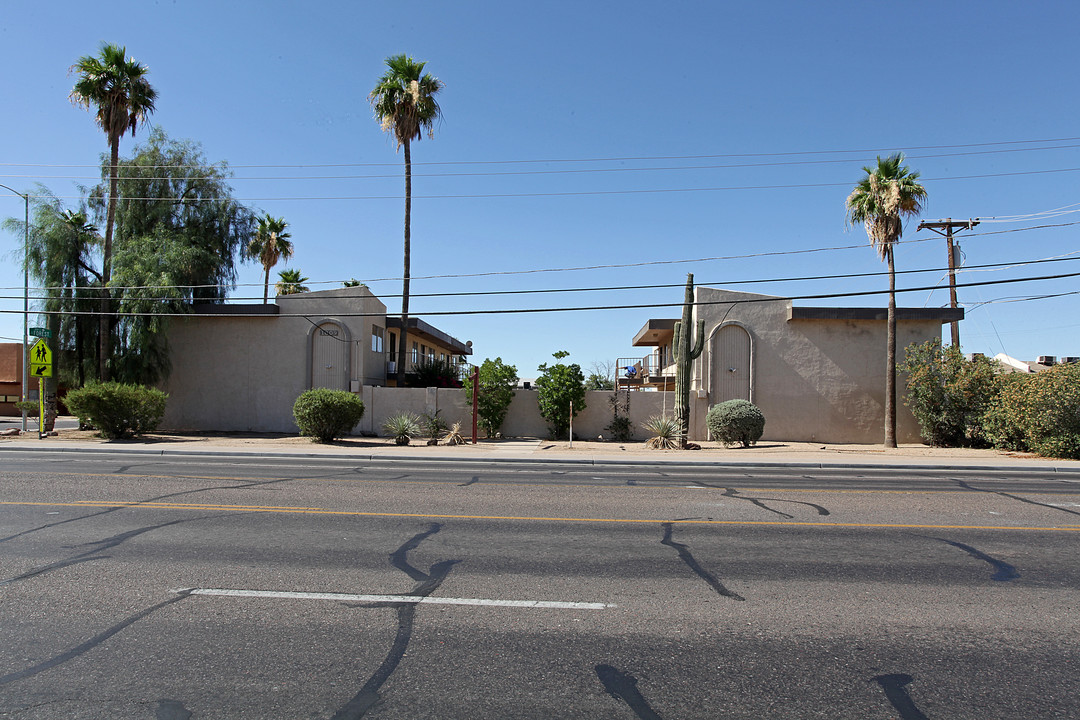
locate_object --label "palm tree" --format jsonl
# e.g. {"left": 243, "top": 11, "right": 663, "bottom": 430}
{"left": 70, "top": 43, "right": 157, "bottom": 382}
{"left": 846, "top": 153, "right": 928, "bottom": 448}
{"left": 248, "top": 214, "right": 293, "bottom": 303}
{"left": 275, "top": 269, "right": 309, "bottom": 296}
{"left": 369, "top": 54, "right": 443, "bottom": 384}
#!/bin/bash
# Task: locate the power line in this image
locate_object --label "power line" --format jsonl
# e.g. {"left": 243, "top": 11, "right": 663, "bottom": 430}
{"left": 7, "top": 143, "right": 1079, "bottom": 183}
{"left": 29, "top": 166, "right": 1080, "bottom": 202}
{"left": 3, "top": 222, "right": 1074, "bottom": 294}
{"left": 6, "top": 269, "right": 1078, "bottom": 320}
{"left": 7, "top": 254, "right": 1078, "bottom": 303}
{"left": 3, "top": 135, "right": 1079, "bottom": 169}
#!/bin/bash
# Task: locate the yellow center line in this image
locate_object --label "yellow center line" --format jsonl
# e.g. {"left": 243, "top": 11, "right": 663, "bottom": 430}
{"left": 3, "top": 500, "right": 1079, "bottom": 532}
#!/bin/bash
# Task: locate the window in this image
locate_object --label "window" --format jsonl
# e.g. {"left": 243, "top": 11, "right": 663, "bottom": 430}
{"left": 371, "top": 326, "right": 384, "bottom": 353}
{"left": 411, "top": 342, "right": 419, "bottom": 363}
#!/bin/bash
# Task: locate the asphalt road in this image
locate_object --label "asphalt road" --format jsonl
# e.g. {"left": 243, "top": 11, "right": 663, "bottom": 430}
{"left": 1, "top": 451, "right": 1078, "bottom": 719}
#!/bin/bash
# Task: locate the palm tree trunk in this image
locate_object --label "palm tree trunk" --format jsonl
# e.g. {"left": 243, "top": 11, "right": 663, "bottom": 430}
{"left": 885, "top": 247, "right": 897, "bottom": 448}
{"left": 263, "top": 265, "right": 270, "bottom": 304}
{"left": 98, "top": 137, "right": 119, "bottom": 383}
{"left": 396, "top": 139, "right": 412, "bottom": 386}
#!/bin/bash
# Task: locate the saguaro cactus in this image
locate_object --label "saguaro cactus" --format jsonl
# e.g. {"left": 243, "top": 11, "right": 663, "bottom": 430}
{"left": 673, "top": 273, "right": 704, "bottom": 448}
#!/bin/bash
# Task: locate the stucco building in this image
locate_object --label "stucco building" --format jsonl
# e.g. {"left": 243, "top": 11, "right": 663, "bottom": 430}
{"left": 0, "top": 343, "right": 23, "bottom": 415}
{"left": 161, "top": 286, "right": 471, "bottom": 432}
{"left": 622, "top": 287, "right": 962, "bottom": 443}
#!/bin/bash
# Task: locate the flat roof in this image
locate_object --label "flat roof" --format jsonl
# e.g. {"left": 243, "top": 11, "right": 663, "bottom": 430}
{"left": 789, "top": 307, "right": 964, "bottom": 322}
{"left": 387, "top": 317, "right": 472, "bottom": 356}
{"left": 632, "top": 318, "right": 677, "bottom": 346}
{"left": 190, "top": 303, "right": 279, "bottom": 316}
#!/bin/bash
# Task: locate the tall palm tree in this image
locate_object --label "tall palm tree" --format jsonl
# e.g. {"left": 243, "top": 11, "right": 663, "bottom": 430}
{"left": 248, "top": 214, "right": 293, "bottom": 303}
{"left": 59, "top": 210, "right": 102, "bottom": 387}
{"left": 369, "top": 54, "right": 443, "bottom": 384}
{"left": 275, "top": 269, "right": 309, "bottom": 296}
{"left": 70, "top": 43, "right": 157, "bottom": 382}
{"left": 846, "top": 153, "right": 928, "bottom": 448}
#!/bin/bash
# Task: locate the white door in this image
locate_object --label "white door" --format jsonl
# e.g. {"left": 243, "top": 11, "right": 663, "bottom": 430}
{"left": 311, "top": 323, "right": 348, "bottom": 389}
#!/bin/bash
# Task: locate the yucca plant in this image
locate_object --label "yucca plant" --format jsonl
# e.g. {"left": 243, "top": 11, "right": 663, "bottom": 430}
{"left": 383, "top": 412, "right": 421, "bottom": 445}
{"left": 443, "top": 421, "right": 466, "bottom": 446}
{"left": 643, "top": 414, "right": 681, "bottom": 450}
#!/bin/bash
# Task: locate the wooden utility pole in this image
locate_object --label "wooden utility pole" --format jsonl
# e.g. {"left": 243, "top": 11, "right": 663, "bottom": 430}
{"left": 917, "top": 218, "right": 979, "bottom": 348}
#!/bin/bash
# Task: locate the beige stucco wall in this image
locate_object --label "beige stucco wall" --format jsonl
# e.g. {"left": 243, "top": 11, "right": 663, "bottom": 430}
{"left": 693, "top": 287, "right": 941, "bottom": 443}
{"left": 160, "top": 287, "right": 386, "bottom": 432}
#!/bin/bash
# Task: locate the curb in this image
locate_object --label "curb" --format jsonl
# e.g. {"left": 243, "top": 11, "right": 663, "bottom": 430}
{"left": 2, "top": 441, "right": 1078, "bottom": 474}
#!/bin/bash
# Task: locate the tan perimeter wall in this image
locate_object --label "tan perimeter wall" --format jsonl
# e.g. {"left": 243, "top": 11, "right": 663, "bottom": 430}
{"left": 360, "top": 388, "right": 707, "bottom": 440}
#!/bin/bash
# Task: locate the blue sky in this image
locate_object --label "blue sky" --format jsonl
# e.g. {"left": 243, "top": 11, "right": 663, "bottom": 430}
{"left": 1, "top": 1, "right": 1078, "bottom": 378}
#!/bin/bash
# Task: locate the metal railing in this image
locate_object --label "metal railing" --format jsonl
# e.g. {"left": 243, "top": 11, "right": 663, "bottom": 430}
{"left": 615, "top": 352, "right": 675, "bottom": 387}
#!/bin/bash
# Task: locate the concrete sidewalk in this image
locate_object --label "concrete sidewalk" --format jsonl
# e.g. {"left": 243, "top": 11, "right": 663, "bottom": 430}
{"left": 1, "top": 424, "right": 1078, "bottom": 472}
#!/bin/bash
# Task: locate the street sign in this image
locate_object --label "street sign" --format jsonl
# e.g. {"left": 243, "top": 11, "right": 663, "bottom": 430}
{"left": 29, "top": 327, "right": 52, "bottom": 338}
{"left": 29, "top": 338, "right": 52, "bottom": 378}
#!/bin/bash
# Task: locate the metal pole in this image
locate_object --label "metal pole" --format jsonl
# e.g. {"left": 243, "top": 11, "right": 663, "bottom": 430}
{"left": 470, "top": 367, "right": 478, "bottom": 444}
{"left": 0, "top": 184, "right": 29, "bottom": 432}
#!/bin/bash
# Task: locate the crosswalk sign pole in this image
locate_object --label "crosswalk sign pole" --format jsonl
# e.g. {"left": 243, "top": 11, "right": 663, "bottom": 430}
{"left": 38, "top": 377, "right": 44, "bottom": 438}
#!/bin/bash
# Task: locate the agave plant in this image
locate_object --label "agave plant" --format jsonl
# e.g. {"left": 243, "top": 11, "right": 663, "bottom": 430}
{"left": 643, "top": 415, "right": 681, "bottom": 450}
{"left": 382, "top": 412, "right": 421, "bottom": 445}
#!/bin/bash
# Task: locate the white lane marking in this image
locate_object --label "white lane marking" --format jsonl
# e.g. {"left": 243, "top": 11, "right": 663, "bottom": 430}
{"left": 179, "top": 588, "right": 613, "bottom": 610}
{"left": 1048, "top": 503, "right": 1080, "bottom": 507}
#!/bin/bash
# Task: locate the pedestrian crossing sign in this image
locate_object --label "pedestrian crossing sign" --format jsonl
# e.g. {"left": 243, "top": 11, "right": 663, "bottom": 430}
{"left": 29, "top": 338, "right": 52, "bottom": 378}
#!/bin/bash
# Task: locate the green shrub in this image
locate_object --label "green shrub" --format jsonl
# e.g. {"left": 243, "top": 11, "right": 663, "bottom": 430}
{"left": 65, "top": 382, "right": 168, "bottom": 439}
{"left": 984, "top": 363, "right": 1080, "bottom": 459}
{"left": 535, "top": 351, "right": 586, "bottom": 439}
{"left": 383, "top": 412, "right": 422, "bottom": 445}
{"left": 707, "top": 399, "right": 765, "bottom": 447}
{"left": 420, "top": 409, "right": 449, "bottom": 443}
{"left": 292, "top": 388, "right": 365, "bottom": 443}
{"left": 900, "top": 339, "right": 1001, "bottom": 447}
{"left": 605, "top": 415, "right": 634, "bottom": 442}
{"left": 14, "top": 400, "right": 38, "bottom": 417}
{"left": 404, "top": 359, "right": 463, "bottom": 388}
{"left": 465, "top": 357, "right": 519, "bottom": 438}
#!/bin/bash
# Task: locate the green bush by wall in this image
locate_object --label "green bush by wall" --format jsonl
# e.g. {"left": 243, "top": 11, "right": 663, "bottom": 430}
{"left": 292, "top": 388, "right": 365, "bottom": 443}
{"left": 707, "top": 399, "right": 765, "bottom": 448}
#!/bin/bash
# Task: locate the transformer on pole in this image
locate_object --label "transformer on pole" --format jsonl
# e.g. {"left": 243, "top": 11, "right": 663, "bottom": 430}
{"left": 917, "top": 218, "right": 979, "bottom": 348}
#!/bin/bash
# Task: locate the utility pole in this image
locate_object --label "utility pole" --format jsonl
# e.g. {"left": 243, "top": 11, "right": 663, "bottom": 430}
{"left": 917, "top": 218, "right": 979, "bottom": 348}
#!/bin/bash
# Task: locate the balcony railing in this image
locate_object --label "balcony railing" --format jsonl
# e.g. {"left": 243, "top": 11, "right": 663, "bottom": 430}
{"left": 615, "top": 352, "right": 675, "bottom": 389}
{"left": 385, "top": 354, "right": 473, "bottom": 383}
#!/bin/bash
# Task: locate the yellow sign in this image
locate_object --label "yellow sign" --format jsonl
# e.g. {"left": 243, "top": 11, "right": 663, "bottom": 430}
{"left": 29, "top": 338, "right": 52, "bottom": 377}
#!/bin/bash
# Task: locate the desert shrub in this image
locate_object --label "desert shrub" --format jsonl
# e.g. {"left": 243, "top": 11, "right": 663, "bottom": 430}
{"left": 420, "top": 409, "right": 449, "bottom": 444}
{"left": 604, "top": 389, "right": 634, "bottom": 442}
{"left": 404, "top": 359, "right": 463, "bottom": 388}
{"left": 535, "top": 351, "right": 587, "bottom": 439}
{"left": 293, "top": 388, "right": 365, "bottom": 443}
{"left": 65, "top": 382, "right": 168, "bottom": 439}
{"left": 900, "top": 340, "right": 1001, "bottom": 447}
{"left": 707, "top": 399, "right": 765, "bottom": 447}
{"left": 642, "top": 414, "right": 680, "bottom": 449}
{"left": 14, "top": 400, "right": 38, "bottom": 417}
{"left": 465, "top": 357, "right": 518, "bottom": 437}
{"left": 605, "top": 415, "right": 634, "bottom": 442}
{"left": 983, "top": 363, "right": 1080, "bottom": 459}
{"left": 383, "top": 412, "right": 422, "bottom": 445}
